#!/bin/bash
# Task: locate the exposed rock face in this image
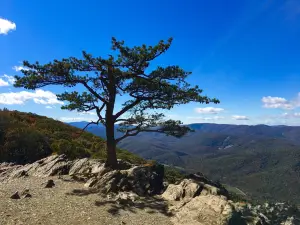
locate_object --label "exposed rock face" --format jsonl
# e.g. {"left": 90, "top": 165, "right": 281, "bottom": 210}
{"left": 92, "top": 164, "right": 164, "bottom": 196}
{"left": 162, "top": 178, "right": 300, "bottom": 225}
{"left": 233, "top": 202, "right": 300, "bottom": 225}
{"left": 162, "top": 179, "right": 234, "bottom": 225}
{"left": 162, "top": 178, "right": 224, "bottom": 202}
{"left": 0, "top": 154, "right": 164, "bottom": 196}
{"left": 172, "top": 195, "right": 233, "bottom": 225}
{"left": 0, "top": 155, "right": 72, "bottom": 181}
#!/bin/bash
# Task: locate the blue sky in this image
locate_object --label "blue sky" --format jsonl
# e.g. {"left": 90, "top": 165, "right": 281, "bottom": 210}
{"left": 1, "top": 0, "right": 300, "bottom": 125}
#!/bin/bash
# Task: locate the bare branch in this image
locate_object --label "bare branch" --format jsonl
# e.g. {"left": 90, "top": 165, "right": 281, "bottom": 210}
{"left": 75, "top": 118, "right": 101, "bottom": 138}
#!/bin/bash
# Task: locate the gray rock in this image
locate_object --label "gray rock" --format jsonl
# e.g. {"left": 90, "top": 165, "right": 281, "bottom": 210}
{"left": 162, "top": 179, "right": 204, "bottom": 201}
{"left": 10, "top": 191, "right": 20, "bottom": 199}
{"left": 23, "top": 193, "right": 32, "bottom": 198}
{"left": 84, "top": 177, "right": 98, "bottom": 188}
{"left": 44, "top": 179, "right": 55, "bottom": 188}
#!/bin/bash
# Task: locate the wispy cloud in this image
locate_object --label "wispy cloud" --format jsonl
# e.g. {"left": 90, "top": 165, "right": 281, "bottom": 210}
{"left": 0, "top": 75, "right": 15, "bottom": 86}
{"left": 262, "top": 93, "right": 300, "bottom": 110}
{"left": 232, "top": 115, "right": 249, "bottom": 120}
{"left": 0, "top": 79, "right": 9, "bottom": 87}
{"left": 59, "top": 117, "right": 96, "bottom": 122}
{"left": 282, "top": 112, "right": 300, "bottom": 119}
{"left": 0, "top": 18, "right": 16, "bottom": 35}
{"left": 12, "top": 66, "right": 29, "bottom": 72}
{"left": 0, "top": 89, "right": 64, "bottom": 105}
{"left": 187, "top": 116, "right": 224, "bottom": 121}
{"left": 194, "top": 107, "right": 224, "bottom": 114}
{"left": 46, "top": 106, "right": 53, "bottom": 109}
{"left": 78, "top": 111, "right": 96, "bottom": 116}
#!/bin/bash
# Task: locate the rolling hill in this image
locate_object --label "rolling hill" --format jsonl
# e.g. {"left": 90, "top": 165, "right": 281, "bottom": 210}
{"left": 70, "top": 121, "right": 300, "bottom": 204}
{"left": 0, "top": 110, "right": 145, "bottom": 165}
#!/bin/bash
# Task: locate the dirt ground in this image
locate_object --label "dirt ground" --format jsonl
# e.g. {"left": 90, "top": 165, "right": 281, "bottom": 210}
{"left": 0, "top": 176, "right": 173, "bottom": 225}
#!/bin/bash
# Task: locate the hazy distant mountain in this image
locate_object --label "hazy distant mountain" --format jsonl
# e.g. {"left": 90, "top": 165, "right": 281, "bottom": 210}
{"left": 69, "top": 122, "right": 300, "bottom": 203}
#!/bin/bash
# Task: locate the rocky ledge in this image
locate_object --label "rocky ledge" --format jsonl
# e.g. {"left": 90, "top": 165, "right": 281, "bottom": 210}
{"left": 0, "top": 154, "right": 164, "bottom": 196}
{"left": 0, "top": 154, "right": 299, "bottom": 225}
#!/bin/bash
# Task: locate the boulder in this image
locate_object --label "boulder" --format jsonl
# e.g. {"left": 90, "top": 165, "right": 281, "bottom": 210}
{"left": 171, "top": 195, "right": 234, "bottom": 225}
{"left": 162, "top": 179, "right": 219, "bottom": 201}
{"left": 162, "top": 183, "right": 184, "bottom": 201}
{"left": 84, "top": 177, "right": 98, "bottom": 188}
{"left": 90, "top": 164, "right": 164, "bottom": 196}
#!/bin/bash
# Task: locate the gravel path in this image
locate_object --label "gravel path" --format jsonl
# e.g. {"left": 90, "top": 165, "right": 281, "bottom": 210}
{"left": 0, "top": 176, "right": 173, "bottom": 225}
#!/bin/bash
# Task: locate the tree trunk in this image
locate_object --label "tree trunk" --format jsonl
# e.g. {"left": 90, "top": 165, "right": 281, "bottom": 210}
{"left": 105, "top": 115, "right": 118, "bottom": 169}
{"left": 105, "top": 65, "right": 118, "bottom": 169}
{"left": 105, "top": 138, "right": 118, "bottom": 169}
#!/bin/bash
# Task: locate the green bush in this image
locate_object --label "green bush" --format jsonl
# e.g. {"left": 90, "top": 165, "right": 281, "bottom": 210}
{"left": 164, "top": 166, "right": 184, "bottom": 184}
{"left": 0, "top": 110, "right": 149, "bottom": 165}
{"left": 0, "top": 127, "right": 51, "bottom": 164}
{"left": 51, "top": 139, "right": 90, "bottom": 160}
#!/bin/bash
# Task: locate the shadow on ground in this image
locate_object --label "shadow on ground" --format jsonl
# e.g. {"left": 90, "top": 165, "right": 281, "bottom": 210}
{"left": 95, "top": 196, "right": 173, "bottom": 217}
{"left": 65, "top": 188, "right": 98, "bottom": 196}
{"left": 65, "top": 188, "right": 172, "bottom": 217}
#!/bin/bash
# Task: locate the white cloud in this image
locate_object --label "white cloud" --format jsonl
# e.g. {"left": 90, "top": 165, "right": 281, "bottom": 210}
{"left": 78, "top": 111, "right": 96, "bottom": 116}
{"left": 194, "top": 107, "right": 224, "bottom": 114}
{"left": 0, "top": 74, "right": 15, "bottom": 86}
{"left": 282, "top": 112, "right": 300, "bottom": 119}
{"left": 46, "top": 106, "right": 53, "bottom": 109}
{"left": 3, "top": 74, "right": 16, "bottom": 84}
{"left": 0, "top": 89, "right": 64, "bottom": 105}
{"left": 0, "top": 79, "right": 9, "bottom": 87}
{"left": 261, "top": 93, "right": 300, "bottom": 110}
{"left": 232, "top": 115, "right": 249, "bottom": 120}
{"left": 262, "top": 96, "right": 293, "bottom": 109}
{"left": 187, "top": 116, "right": 225, "bottom": 121}
{"left": 0, "top": 18, "right": 16, "bottom": 35}
{"left": 59, "top": 117, "right": 96, "bottom": 122}
{"left": 12, "top": 66, "right": 29, "bottom": 72}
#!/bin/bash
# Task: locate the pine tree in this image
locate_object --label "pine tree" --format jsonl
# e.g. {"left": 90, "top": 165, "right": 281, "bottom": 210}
{"left": 14, "top": 37, "right": 219, "bottom": 168}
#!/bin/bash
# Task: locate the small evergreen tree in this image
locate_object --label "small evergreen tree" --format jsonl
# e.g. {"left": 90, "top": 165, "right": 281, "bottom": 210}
{"left": 14, "top": 37, "right": 219, "bottom": 168}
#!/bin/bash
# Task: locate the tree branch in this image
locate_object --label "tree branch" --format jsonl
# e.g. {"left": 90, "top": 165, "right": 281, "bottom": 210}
{"left": 94, "top": 102, "right": 106, "bottom": 124}
{"left": 114, "top": 99, "right": 142, "bottom": 119}
{"left": 81, "top": 81, "right": 108, "bottom": 104}
{"left": 74, "top": 118, "right": 101, "bottom": 138}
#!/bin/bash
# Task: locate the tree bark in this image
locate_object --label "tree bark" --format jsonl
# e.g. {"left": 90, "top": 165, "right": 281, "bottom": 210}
{"left": 105, "top": 120, "right": 118, "bottom": 168}
{"left": 105, "top": 65, "right": 118, "bottom": 169}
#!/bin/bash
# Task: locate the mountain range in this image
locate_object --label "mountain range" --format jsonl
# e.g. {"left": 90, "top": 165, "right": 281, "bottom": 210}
{"left": 69, "top": 121, "right": 300, "bottom": 204}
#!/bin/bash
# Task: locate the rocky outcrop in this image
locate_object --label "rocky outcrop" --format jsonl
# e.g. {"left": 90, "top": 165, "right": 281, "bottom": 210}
{"left": 233, "top": 202, "right": 300, "bottom": 225}
{"left": 162, "top": 178, "right": 300, "bottom": 225}
{"left": 0, "top": 154, "right": 164, "bottom": 196}
{"left": 162, "top": 178, "right": 225, "bottom": 202}
{"left": 1, "top": 155, "right": 299, "bottom": 225}
{"left": 162, "top": 179, "right": 234, "bottom": 225}
{"left": 92, "top": 164, "right": 164, "bottom": 196}
{"left": 172, "top": 195, "right": 233, "bottom": 225}
{"left": 0, "top": 155, "right": 72, "bottom": 181}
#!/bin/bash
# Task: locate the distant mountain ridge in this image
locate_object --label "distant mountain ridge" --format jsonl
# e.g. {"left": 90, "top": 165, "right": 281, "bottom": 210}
{"left": 69, "top": 121, "right": 300, "bottom": 204}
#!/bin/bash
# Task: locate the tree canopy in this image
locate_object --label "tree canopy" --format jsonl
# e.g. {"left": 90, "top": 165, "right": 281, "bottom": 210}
{"left": 14, "top": 37, "right": 220, "bottom": 168}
